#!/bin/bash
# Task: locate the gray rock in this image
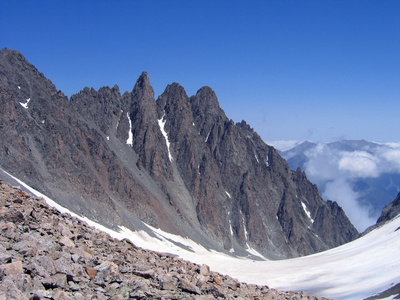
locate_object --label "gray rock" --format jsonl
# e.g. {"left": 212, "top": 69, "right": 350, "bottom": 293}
{"left": 199, "top": 264, "right": 210, "bottom": 276}
{"left": 41, "top": 273, "right": 68, "bottom": 289}
{"left": 180, "top": 278, "right": 201, "bottom": 295}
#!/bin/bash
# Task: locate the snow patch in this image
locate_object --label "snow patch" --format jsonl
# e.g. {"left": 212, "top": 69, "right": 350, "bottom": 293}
{"left": 17, "top": 86, "right": 21, "bottom": 89}
{"left": 106, "top": 136, "right": 109, "bottom": 141}
{"left": 158, "top": 114, "right": 173, "bottom": 161}
{"left": 242, "top": 215, "right": 248, "bottom": 241}
{"left": 301, "top": 202, "right": 314, "bottom": 223}
{"left": 41, "top": 120, "right": 45, "bottom": 124}
{"left": 229, "top": 219, "right": 234, "bottom": 236}
{"left": 205, "top": 131, "right": 211, "bottom": 143}
{"left": 255, "top": 155, "right": 259, "bottom": 163}
{"left": 225, "top": 191, "right": 232, "bottom": 198}
{"left": 19, "top": 98, "right": 30, "bottom": 109}
{"left": 126, "top": 113, "right": 133, "bottom": 146}
{"left": 265, "top": 155, "right": 269, "bottom": 167}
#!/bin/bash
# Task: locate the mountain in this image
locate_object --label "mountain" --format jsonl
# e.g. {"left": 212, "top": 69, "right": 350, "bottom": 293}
{"left": 281, "top": 140, "right": 400, "bottom": 229}
{"left": 0, "top": 48, "right": 358, "bottom": 259}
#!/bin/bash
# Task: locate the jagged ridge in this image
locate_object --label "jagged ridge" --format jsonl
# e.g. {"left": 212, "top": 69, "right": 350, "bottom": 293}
{"left": 0, "top": 48, "right": 359, "bottom": 259}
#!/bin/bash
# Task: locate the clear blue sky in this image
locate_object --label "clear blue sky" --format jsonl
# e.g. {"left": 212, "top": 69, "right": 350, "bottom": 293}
{"left": 1, "top": 1, "right": 399, "bottom": 143}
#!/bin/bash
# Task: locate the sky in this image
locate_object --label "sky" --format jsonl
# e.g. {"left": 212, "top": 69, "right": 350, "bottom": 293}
{"left": 1, "top": 1, "right": 399, "bottom": 143}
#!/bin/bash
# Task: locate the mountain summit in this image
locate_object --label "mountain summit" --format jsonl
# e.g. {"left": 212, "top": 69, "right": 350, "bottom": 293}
{"left": 0, "top": 48, "right": 359, "bottom": 259}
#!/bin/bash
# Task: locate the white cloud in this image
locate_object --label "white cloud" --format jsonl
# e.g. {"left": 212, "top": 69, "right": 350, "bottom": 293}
{"left": 267, "top": 140, "right": 300, "bottom": 151}
{"left": 303, "top": 143, "right": 384, "bottom": 231}
{"left": 305, "top": 144, "right": 341, "bottom": 181}
{"left": 323, "top": 178, "right": 375, "bottom": 231}
{"left": 338, "top": 151, "right": 379, "bottom": 178}
{"left": 380, "top": 148, "right": 400, "bottom": 173}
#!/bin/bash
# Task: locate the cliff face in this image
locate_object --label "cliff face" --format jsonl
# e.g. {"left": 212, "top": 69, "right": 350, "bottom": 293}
{"left": 377, "top": 192, "right": 400, "bottom": 225}
{"left": 0, "top": 48, "right": 359, "bottom": 259}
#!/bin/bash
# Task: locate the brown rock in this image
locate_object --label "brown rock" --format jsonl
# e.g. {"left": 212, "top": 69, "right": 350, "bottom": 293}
{"left": 85, "top": 265, "right": 98, "bottom": 280}
{"left": 213, "top": 276, "right": 222, "bottom": 285}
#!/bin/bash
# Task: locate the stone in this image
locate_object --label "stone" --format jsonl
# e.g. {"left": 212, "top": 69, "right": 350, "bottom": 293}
{"left": 199, "top": 264, "right": 210, "bottom": 276}
{"left": 159, "top": 274, "right": 177, "bottom": 291}
{"left": 180, "top": 278, "right": 201, "bottom": 295}
{"left": 59, "top": 236, "right": 75, "bottom": 248}
{"left": 132, "top": 269, "right": 155, "bottom": 279}
{"left": 85, "top": 265, "right": 98, "bottom": 280}
{"left": 41, "top": 273, "right": 68, "bottom": 289}
{"left": 51, "top": 290, "right": 72, "bottom": 300}
{"left": 0, "top": 260, "right": 23, "bottom": 275}
{"left": 213, "top": 276, "right": 222, "bottom": 285}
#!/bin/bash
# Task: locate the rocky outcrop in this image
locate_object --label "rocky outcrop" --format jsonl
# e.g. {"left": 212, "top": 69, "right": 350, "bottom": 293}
{"left": 0, "top": 48, "right": 359, "bottom": 259}
{"left": 377, "top": 192, "right": 400, "bottom": 225}
{"left": 0, "top": 180, "right": 332, "bottom": 299}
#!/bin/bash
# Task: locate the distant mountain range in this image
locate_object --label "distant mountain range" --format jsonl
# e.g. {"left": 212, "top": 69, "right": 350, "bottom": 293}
{"left": 280, "top": 140, "right": 400, "bottom": 230}
{"left": 0, "top": 48, "right": 359, "bottom": 259}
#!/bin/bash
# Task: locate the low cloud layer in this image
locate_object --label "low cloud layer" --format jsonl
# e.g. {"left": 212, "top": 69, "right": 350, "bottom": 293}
{"left": 303, "top": 142, "right": 400, "bottom": 232}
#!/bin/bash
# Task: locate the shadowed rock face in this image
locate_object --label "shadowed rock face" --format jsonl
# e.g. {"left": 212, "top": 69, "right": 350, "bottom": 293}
{"left": 0, "top": 48, "right": 359, "bottom": 259}
{"left": 377, "top": 192, "right": 400, "bottom": 225}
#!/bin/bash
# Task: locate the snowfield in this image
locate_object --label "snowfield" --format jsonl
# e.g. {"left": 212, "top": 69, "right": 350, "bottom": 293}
{"left": 3, "top": 169, "right": 400, "bottom": 300}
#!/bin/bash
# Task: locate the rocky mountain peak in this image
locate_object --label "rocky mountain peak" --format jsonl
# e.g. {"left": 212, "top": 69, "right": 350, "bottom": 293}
{"left": 190, "top": 86, "right": 225, "bottom": 121}
{"left": 130, "top": 71, "right": 157, "bottom": 118}
{"left": 132, "top": 71, "right": 152, "bottom": 94}
{"left": 0, "top": 49, "right": 360, "bottom": 259}
{"left": 156, "top": 82, "right": 189, "bottom": 117}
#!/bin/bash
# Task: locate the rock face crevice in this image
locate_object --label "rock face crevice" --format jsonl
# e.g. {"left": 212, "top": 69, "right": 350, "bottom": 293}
{"left": 0, "top": 48, "right": 359, "bottom": 259}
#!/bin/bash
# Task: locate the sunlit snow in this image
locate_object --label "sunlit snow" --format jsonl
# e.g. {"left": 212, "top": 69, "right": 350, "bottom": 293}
{"left": 301, "top": 202, "right": 314, "bottom": 223}
{"left": 158, "top": 114, "right": 173, "bottom": 161}
{"left": 205, "top": 131, "right": 211, "bottom": 143}
{"left": 19, "top": 97, "right": 30, "bottom": 109}
{"left": 2, "top": 168, "right": 400, "bottom": 300}
{"left": 126, "top": 112, "right": 133, "bottom": 146}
